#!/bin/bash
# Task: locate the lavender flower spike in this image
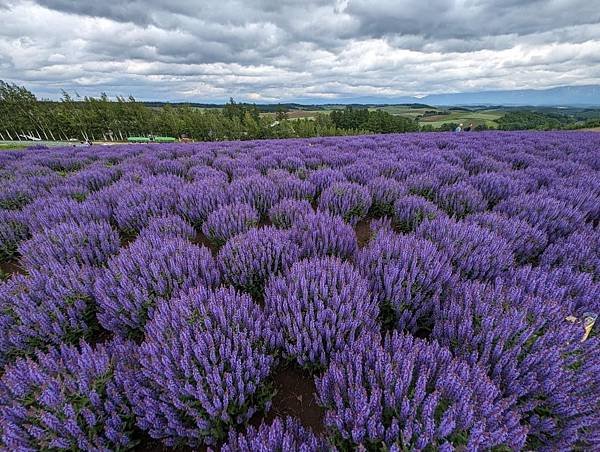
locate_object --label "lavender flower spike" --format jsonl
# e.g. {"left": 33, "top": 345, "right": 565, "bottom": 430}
{"left": 122, "top": 287, "right": 276, "bottom": 447}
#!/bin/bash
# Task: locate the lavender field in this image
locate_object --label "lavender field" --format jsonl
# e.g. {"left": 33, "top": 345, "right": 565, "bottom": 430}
{"left": 0, "top": 131, "right": 599, "bottom": 450}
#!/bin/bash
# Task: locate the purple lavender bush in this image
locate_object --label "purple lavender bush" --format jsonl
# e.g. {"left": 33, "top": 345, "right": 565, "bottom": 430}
{"left": 342, "top": 162, "right": 379, "bottom": 185}
{"left": 506, "top": 265, "right": 600, "bottom": 317}
{"left": 522, "top": 166, "right": 558, "bottom": 189}
{"left": 114, "top": 180, "right": 182, "bottom": 234}
{"left": 290, "top": 211, "right": 358, "bottom": 260}
{"left": 0, "top": 210, "right": 29, "bottom": 262}
{"left": 18, "top": 220, "right": 120, "bottom": 271}
{"left": 318, "top": 181, "right": 372, "bottom": 225}
{"left": 494, "top": 193, "right": 585, "bottom": 243}
{"left": 66, "top": 164, "right": 120, "bottom": 192}
{"left": 463, "top": 155, "right": 511, "bottom": 175}
{"left": 543, "top": 185, "right": 600, "bottom": 226}
{"left": 137, "top": 214, "right": 196, "bottom": 241}
{"left": 122, "top": 287, "right": 276, "bottom": 447}
{"left": 366, "top": 176, "right": 406, "bottom": 217}
{"left": 176, "top": 180, "right": 229, "bottom": 228}
{"left": 404, "top": 173, "right": 441, "bottom": 201}
{"left": 222, "top": 417, "right": 325, "bottom": 452}
{"left": 465, "top": 212, "right": 548, "bottom": 265}
{"left": 307, "top": 168, "right": 346, "bottom": 196}
{"left": 49, "top": 180, "right": 90, "bottom": 201}
{"left": 187, "top": 165, "right": 228, "bottom": 184}
{"left": 218, "top": 227, "right": 300, "bottom": 299}
{"left": 540, "top": 230, "right": 600, "bottom": 279}
{"left": 95, "top": 235, "right": 220, "bottom": 338}
{"left": 83, "top": 180, "right": 130, "bottom": 222}
{"left": 265, "top": 257, "right": 378, "bottom": 370}
{"left": 0, "top": 181, "right": 35, "bottom": 210}
{"left": 315, "top": 332, "right": 526, "bottom": 450}
{"left": 201, "top": 202, "right": 259, "bottom": 246}
{"left": 380, "top": 160, "right": 425, "bottom": 182}
{"left": 432, "top": 281, "right": 596, "bottom": 450}
{"left": 268, "top": 198, "right": 314, "bottom": 229}
{"left": 228, "top": 175, "right": 279, "bottom": 217}
{"left": 0, "top": 263, "right": 97, "bottom": 367}
{"left": 468, "top": 172, "right": 526, "bottom": 207}
{"left": 393, "top": 195, "right": 444, "bottom": 233}
{"left": 417, "top": 216, "right": 514, "bottom": 281}
{"left": 23, "top": 196, "right": 110, "bottom": 233}
{"left": 0, "top": 340, "right": 137, "bottom": 451}
{"left": 268, "top": 170, "right": 317, "bottom": 201}
{"left": 357, "top": 229, "right": 454, "bottom": 332}
{"left": 435, "top": 181, "right": 487, "bottom": 218}
{"left": 431, "top": 163, "right": 469, "bottom": 184}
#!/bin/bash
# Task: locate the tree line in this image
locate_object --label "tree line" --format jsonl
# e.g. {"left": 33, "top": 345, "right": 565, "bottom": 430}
{"left": 0, "top": 81, "right": 420, "bottom": 142}
{"left": 3, "top": 80, "right": 597, "bottom": 143}
{"left": 329, "top": 107, "right": 419, "bottom": 133}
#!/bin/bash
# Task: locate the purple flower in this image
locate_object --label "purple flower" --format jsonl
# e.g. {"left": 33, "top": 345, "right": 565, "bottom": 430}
{"left": 268, "top": 198, "right": 314, "bottom": 229}
{"left": 268, "top": 170, "right": 317, "bottom": 201}
{"left": 463, "top": 155, "right": 511, "bottom": 175}
{"left": 357, "top": 229, "right": 454, "bottom": 332}
{"left": 379, "top": 160, "right": 425, "bottom": 181}
{"left": 23, "top": 196, "right": 110, "bottom": 233}
{"left": 465, "top": 212, "right": 548, "bottom": 265}
{"left": 0, "top": 339, "right": 137, "bottom": 451}
{"left": 522, "top": 166, "right": 558, "bottom": 189}
{"left": 342, "top": 162, "right": 379, "bottom": 185}
{"left": 315, "top": 332, "right": 526, "bottom": 450}
{"left": 114, "top": 176, "right": 185, "bottom": 233}
{"left": 0, "top": 210, "right": 29, "bottom": 262}
{"left": 121, "top": 287, "right": 276, "bottom": 447}
{"left": 543, "top": 185, "right": 600, "bottom": 225}
{"left": 153, "top": 158, "right": 187, "bottom": 177}
{"left": 18, "top": 220, "right": 120, "bottom": 271}
{"left": 83, "top": 180, "right": 131, "bottom": 222}
{"left": 435, "top": 181, "right": 487, "bottom": 218}
{"left": 66, "top": 164, "right": 120, "bottom": 192}
{"left": 265, "top": 256, "right": 378, "bottom": 370}
{"left": 201, "top": 203, "right": 259, "bottom": 246}
{"left": 505, "top": 265, "right": 600, "bottom": 317}
{"left": 290, "top": 211, "right": 358, "bottom": 260}
{"left": 432, "top": 281, "right": 594, "bottom": 450}
{"left": 218, "top": 227, "right": 300, "bottom": 299}
{"left": 307, "top": 168, "right": 347, "bottom": 195}
{"left": 417, "top": 216, "right": 515, "bottom": 281}
{"left": 366, "top": 177, "right": 407, "bottom": 217}
{"left": 222, "top": 416, "right": 325, "bottom": 451}
{"left": 494, "top": 193, "right": 585, "bottom": 243}
{"left": 95, "top": 235, "right": 220, "bottom": 338}
{"left": 228, "top": 175, "right": 279, "bottom": 217}
{"left": 187, "top": 165, "right": 229, "bottom": 184}
{"left": 138, "top": 214, "right": 196, "bottom": 241}
{"left": 0, "top": 180, "right": 35, "bottom": 210}
{"left": 0, "top": 263, "right": 97, "bottom": 367}
{"left": 318, "top": 181, "right": 372, "bottom": 226}
{"left": 176, "top": 180, "right": 229, "bottom": 228}
{"left": 540, "top": 230, "right": 600, "bottom": 280}
{"left": 430, "top": 163, "right": 468, "bottom": 184}
{"left": 468, "top": 172, "right": 527, "bottom": 207}
{"left": 393, "top": 195, "right": 444, "bottom": 233}
{"left": 405, "top": 173, "right": 442, "bottom": 200}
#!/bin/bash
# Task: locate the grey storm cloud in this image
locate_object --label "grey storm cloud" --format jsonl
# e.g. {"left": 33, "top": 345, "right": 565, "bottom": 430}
{"left": 0, "top": 0, "right": 599, "bottom": 101}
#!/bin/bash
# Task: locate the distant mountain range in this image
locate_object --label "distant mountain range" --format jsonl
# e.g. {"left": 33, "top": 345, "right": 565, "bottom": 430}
{"left": 149, "top": 85, "right": 600, "bottom": 108}
{"left": 414, "top": 85, "right": 600, "bottom": 107}
{"left": 290, "top": 85, "right": 600, "bottom": 107}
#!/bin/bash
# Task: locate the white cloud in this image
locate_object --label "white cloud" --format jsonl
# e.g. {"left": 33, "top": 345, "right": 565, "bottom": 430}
{"left": 0, "top": 0, "right": 598, "bottom": 101}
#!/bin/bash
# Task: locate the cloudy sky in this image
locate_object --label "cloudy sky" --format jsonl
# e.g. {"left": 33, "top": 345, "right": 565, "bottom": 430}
{"left": 1, "top": 0, "right": 599, "bottom": 102}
